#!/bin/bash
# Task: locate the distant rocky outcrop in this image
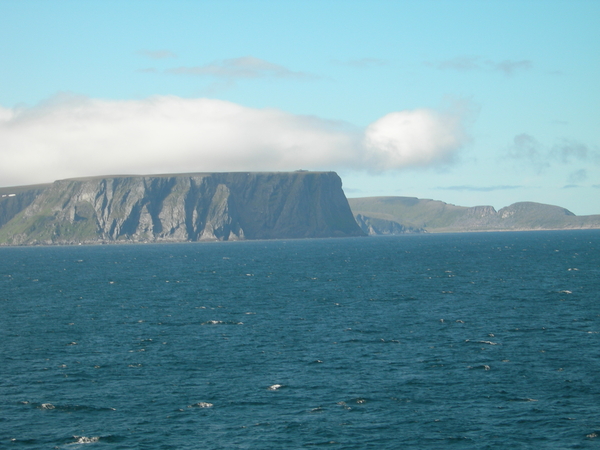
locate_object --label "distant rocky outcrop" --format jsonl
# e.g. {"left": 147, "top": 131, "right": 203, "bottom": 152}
{"left": 354, "top": 213, "right": 425, "bottom": 235}
{"left": 348, "top": 196, "right": 600, "bottom": 233}
{"left": 0, "top": 172, "right": 365, "bottom": 245}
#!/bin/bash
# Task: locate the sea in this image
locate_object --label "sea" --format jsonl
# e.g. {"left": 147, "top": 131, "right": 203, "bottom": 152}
{"left": 1, "top": 230, "right": 599, "bottom": 449}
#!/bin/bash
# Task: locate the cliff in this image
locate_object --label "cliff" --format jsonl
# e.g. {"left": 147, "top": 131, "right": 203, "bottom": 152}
{"left": 354, "top": 213, "right": 425, "bottom": 235}
{"left": 348, "top": 196, "right": 600, "bottom": 233}
{"left": 0, "top": 184, "right": 51, "bottom": 229}
{"left": 0, "top": 172, "right": 365, "bottom": 245}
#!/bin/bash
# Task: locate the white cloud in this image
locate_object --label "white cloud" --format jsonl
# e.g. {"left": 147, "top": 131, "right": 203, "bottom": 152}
{"left": 0, "top": 94, "right": 469, "bottom": 186}
{"left": 493, "top": 59, "right": 532, "bottom": 76}
{"left": 551, "top": 139, "right": 598, "bottom": 164}
{"left": 507, "top": 133, "right": 546, "bottom": 164}
{"left": 434, "top": 56, "right": 481, "bottom": 71}
{"left": 363, "top": 109, "right": 468, "bottom": 170}
{"left": 567, "top": 169, "right": 587, "bottom": 184}
{"left": 439, "top": 185, "right": 522, "bottom": 192}
{"left": 136, "top": 68, "right": 159, "bottom": 74}
{"left": 333, "top": 58, "right": 387, "bottom": 68}
{"left": 136, "top": 49, "right": 177, "bottom": 59}
{"left": 167, "top": 56, "right": 317, "bottom": 80}
{"left": 429, "top": 56, "right": 532, "bottom": 76}
{"left": 0, "top": 106, "right": 13, "bottom": 121}
{"left": 506, "top": 133, "right": 600, "bottom": 169}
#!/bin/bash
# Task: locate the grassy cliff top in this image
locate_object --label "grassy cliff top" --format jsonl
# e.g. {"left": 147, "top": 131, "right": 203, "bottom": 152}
{"left": 0, "top": 183, "right": 52, "bottom": 195}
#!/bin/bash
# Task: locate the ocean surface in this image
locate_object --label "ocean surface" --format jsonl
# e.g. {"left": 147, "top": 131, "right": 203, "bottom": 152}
{"left": 1, "top": 231, "right": 599, "bottom": 449}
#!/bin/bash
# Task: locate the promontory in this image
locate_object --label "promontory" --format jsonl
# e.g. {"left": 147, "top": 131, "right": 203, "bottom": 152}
{"left": 0, "top": 172, "right": 365, "bottom": 245}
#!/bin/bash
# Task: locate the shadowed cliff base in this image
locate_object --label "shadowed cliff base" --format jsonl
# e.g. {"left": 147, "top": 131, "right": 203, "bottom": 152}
{"left": 0, "top": 172, "right": 365, "bottom": 245}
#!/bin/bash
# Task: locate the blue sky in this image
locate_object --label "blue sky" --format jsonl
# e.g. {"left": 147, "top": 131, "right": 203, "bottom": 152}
{"left": 1, "top": 0, "right": 599, "bottom": 215}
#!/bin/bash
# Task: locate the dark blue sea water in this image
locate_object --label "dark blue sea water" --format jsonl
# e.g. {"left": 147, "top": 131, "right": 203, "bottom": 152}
{"left": 1, "top": 231, "right": 600, "bottom": 449}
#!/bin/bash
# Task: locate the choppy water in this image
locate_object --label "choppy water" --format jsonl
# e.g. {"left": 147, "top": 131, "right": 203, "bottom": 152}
{"left": 1, "top": 231, "right": 600, "bottom": 449}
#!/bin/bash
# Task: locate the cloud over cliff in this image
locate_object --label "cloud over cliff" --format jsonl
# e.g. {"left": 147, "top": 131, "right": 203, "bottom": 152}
{"left": 0, "top": 94, "right": 469, "bottom": 186}
{"left": 364, "top": 109, "right": 467, "bottom": 170}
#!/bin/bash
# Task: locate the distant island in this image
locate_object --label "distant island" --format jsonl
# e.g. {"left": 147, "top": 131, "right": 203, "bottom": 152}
{"left": 1, "top": 172, "right": 599, "bottom": 246}
{"left": 348, "top": 196, "right": 600, "bottom": 234}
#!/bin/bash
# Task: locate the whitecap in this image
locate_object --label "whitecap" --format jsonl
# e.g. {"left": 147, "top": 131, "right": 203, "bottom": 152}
{"left": 40, "top": 403, "right": 55, "bottom": 409}
{"left": 193, "top": 402, "right": 213, "bottom": 408}
{"left": 468, "top": 365, "right": 491, "bottom": 370}
{"left": 267, "top": 384, "right": 283, "bottom": 390}
{"left": 201, "top": 320, "right": 243, "bottom": 325}
{"left": 72, "top": 436, "right": 100, "bottom": 444}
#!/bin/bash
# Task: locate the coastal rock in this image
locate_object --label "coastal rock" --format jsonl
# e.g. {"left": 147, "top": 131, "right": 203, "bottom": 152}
{"left": 354, "top": 213, "right": 425, "bottom": 235}
{"left": 0, "top": 172, "right": 365, "bottom": 245}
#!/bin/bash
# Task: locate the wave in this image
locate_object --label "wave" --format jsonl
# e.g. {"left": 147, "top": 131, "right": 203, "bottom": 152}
{"left": 69, "top": 435, "right": 100, "bottom": 445}
{"left": 27, "top": 402, "right": 116, "bottom": 412}
{"left": 188, "top": 402, "right": 214, "bottom": 408}
{"left": 201, "top": 320, "right": 243, "bottom": 325}
{"left": 60, "top": 434, "right": 126, "bottom": 447}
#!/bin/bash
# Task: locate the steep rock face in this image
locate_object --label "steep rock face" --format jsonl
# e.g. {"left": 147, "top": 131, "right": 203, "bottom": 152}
{"left": 354, "top": 214, "right": 424, "bottom": 235}
{"left": 0, "top": 172, "right": 364, "bottom": 245}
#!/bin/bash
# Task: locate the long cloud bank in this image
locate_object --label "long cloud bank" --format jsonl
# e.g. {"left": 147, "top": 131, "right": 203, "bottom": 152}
{"left": 0, "top": 94, "right": 469, "bottom": 187}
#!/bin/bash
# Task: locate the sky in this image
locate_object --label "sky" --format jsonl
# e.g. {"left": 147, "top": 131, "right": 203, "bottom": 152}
{"left": 1, "top": 0, "right": 599, "bottom": 215}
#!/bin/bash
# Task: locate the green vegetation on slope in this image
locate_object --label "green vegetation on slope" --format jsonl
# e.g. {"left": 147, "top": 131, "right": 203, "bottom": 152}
{"left": 348, "top": 197, "right": 600, "bottom": 232}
